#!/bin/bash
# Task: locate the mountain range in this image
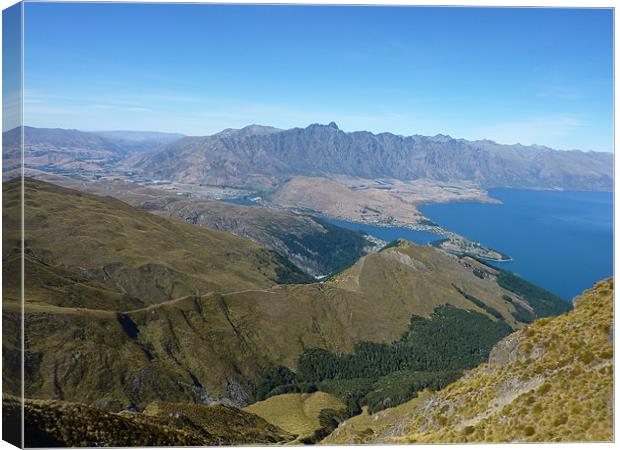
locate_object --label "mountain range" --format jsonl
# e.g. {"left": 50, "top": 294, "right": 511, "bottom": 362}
{"left": 3, "top": 124, "right": 613, "bottom": 191}
{"left": 2, "top": 126, "right": 182, "bottom": 177}
{"left": 131, "top": 123, "right": 613, "bottom": 191}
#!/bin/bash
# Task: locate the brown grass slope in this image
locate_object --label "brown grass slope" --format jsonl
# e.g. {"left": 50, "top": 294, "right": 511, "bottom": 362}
{"left": 3, "top": 180, "right": 565, "bottom": 412}
{"left": 143, "top": 400, "right": 295, "bottom": 444}
{"left": 269, "top": 175, "right": 423, "bottom": 224}
{"left": 2, "top": 395, "right": 294, "bottom": 447}
{"left": 9, "top": 171, "right": 370, "bottom": 278}
{"left": 136, "top": 194, "right": 371, "bottom": 277}
{"left": 243, "top": 392, "right": 345, "bottom": 442}
{"left": 3, "top": 178, "right": 309, "bottom": 306}
{"left": 324, "top": 278, "right": 613, "bottom": 444}
{"left": 16, "top": 249, "right": 540, "bottom": 410}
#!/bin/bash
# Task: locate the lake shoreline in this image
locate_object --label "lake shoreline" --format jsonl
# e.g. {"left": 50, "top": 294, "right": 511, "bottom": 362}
{"left": 421, "top": 188, "right": 613, "bottom": 301}
{"left": 224, "top": 195, "right": 513, "bottom": 263}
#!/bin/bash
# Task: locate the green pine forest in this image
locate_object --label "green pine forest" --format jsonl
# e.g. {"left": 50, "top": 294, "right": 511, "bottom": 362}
{"left": 257, "top": 305, "right": 514, "bottom": 418}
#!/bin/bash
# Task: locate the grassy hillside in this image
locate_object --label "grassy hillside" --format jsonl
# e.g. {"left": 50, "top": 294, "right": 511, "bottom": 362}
{"left": 3, "top": 178, "right": 311, "bottom": 306}
{"left": 138, "top": 195, "right": 373, "bottom": 277}
{"left": 249, "top": 303, "right": 511, "bottom": 425}
{"left": 2, "top": 395, "right": 293, "bottom": 447}
{"left": 14, "top": 171, "right": 373, "bottom": 277}
{"left": 324, "top": 278, "right": 613, "bottom": 444}
{"left": 142, "top": 401, "right": 294, "bottom": 444}
{"left": 3, "top": 180, "right": 572, "bottom": 417}
{"left": 244, "top": 392, "right": 344, "bottom": 441}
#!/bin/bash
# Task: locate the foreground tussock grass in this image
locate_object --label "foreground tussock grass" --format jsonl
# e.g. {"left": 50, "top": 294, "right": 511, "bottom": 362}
{"left": 3, "top": 396, "right": 294, "bottom": 447}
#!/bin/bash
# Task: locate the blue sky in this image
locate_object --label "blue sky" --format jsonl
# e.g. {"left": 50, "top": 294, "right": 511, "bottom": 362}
{"left": 21, "top": 3, "right": 613, "bottom": 151}
{"left": 3, "top": 3, "right": 21, "bottom": 133}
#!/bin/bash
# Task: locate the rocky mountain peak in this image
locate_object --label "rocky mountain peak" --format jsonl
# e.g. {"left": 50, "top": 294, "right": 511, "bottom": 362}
{"left": 307, "top": 122, "right": 340, "bottom": 131}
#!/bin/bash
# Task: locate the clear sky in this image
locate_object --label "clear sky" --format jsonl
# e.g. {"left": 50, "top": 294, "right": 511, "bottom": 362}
{"left": 22, "top": 3, "right": 613, "bottom": 152}
{"left": 3, "top": 3, "right": 21, "bottom": 133}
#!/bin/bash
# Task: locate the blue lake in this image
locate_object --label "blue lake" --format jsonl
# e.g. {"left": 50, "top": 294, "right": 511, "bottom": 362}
{"left": 226, "top": 189, "right": 613, "bottom": 301}
{"left": 420, "top": 189, "right": 613, "bottom": 301}
{"left": 221, "top": 197, "right": 256, "bottom": 206}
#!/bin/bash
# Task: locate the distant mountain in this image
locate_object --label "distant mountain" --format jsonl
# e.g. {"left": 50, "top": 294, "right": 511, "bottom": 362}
{"left": 6, "top": 124, "right": 612, "bottom": 191}
{"left": 4, "top": 126, "right": 104, "bottom": 148}
{"left": 2, "top": 126, "right": 184, "bottom": 177}
{"left": 213, "top": 124, "right": 283, "bottom": 139}
{"left": 131, "top": 123, "right": 613, "bottom": 191}
{"left": 91, "top": 130, "right": 184, "bottom": 154}
{"left": 91, "top": 130, "right": 185, "bottom": 143}
{"left": 3, "top": 126, "right": 120, "bottom": 171}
